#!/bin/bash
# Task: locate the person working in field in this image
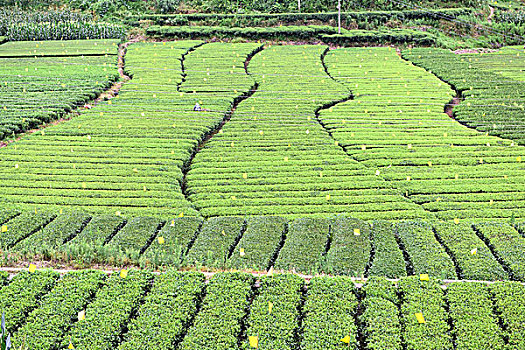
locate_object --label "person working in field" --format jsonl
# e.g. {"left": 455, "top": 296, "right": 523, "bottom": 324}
{"left": 193, "top": 102, "right": 202, "bottom": 111}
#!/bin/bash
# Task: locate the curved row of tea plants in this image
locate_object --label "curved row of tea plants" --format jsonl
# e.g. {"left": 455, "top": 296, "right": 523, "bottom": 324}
{"left": 321, "top": 47, "right": 525, "bottom": 221}
{"left": 404, "top": 47, "right": 525, "bottom": 144}
{"left": 184, "top": 44, "right": 427, "bottom": 220}
{"left": 0, "top": 39, "right": 119, "bottom": 140}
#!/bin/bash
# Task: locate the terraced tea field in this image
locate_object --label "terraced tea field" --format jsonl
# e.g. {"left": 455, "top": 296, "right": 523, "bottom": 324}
{"left": 0, "top": 36, "right": 525, "bottom": 350}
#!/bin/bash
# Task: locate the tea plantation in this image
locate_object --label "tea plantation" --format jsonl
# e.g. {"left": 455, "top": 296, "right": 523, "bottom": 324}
{"left": 0, "top": 19, "right": 524, "bottom": 349}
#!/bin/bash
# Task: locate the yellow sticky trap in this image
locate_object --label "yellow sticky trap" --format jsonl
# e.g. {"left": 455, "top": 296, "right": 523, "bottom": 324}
{"left": 120, "top": 269, "right": 128, "bottom": 278}
{"left": 375, "top": 170, "right": 380, "bottom": 176}
{"left": 78, "top": 310, "right": 86, "bottom": 321}
{"left": 326, "top": 194, "right": 331, "bottom": 201}
{"left": 240, "top": 248, "right": 245, "bottom": 257}
{"left": 415, "top": 313, "right": 426, "bottom": 323}
{"left": 243, "top": 173, "right": 248, "bottom": 179}
{"left": 68, "top": 342, "right": 74, "bottom": 349}
{"left": 221, "top": 230, "right": 226, "bottom": 236}
{"left": 179, "top": 212, "right": 184, "bottom": 218}
{"left": 517, "top": 156, "right": 522, "bottom": 162}
{"left": 1, "top": 225, "right": 7, "bottom": 233}
{"left": 115, "top": 211, "right": 121, "bottom": 216}
{"left": 361, "top": 145, "right": 366, "bottom": 150}
{"left": 231, "top": 142, "right": 235, "bottom": 147}
{"left": 406, "top": 176, "right": 411, "bottom": 181}
{"left": 354, "top": 228, "right": 360, "bottom": 236}
{"left": 284, "top": 157, "right": 289, "bottom": 162}
{"left": 82, "top": 182, "right": 87, "bottom": 189}
{"left": 490, "top": 199, "right": 494, "bottom": 205}
{"left": 428, "top": 161, "right": 432, "bottom": 167}
{"left": 471, "top": 248, "right": 477, "bottom": 255}
{"left": 248, "top": 336, "right": 259, "bottom": 348}
{"left": 28, "top": 264, "right": 36, "bottom": 273}
{"left": 420, "top": 274, "right": 429, "bottom": 281}
{"left": 158, "top": 237, "right": 165, "bottom": 245}
{"left": 59, "top": 209, "right": 63, "bottom": 214}
{"left": 454, "top": 218, "right": 460, "bottom": 224}
{"left": 341, "top": 335, "right": 351, "bottom": 344}
{"left": 268, "top": 301, "right": 273, "bottom": 314}
{"left": 170, "top": 220, "right": 175, "bottom": 227}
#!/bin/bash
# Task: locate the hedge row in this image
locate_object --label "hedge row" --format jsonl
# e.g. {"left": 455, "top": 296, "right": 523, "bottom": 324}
{"left": 128, "top": 8, "right": 471, "bottom": 27}
{"left": 0, "top": 270, "right": 59, "bottom": 334}
{"left": 242, "top": 274, "right": 304, "bottom": 349}
{"left": 368, "top": 221, "right": 407, "bottom": 278}
{"left": 301, "top": 276, "right": 358, "bottom": 349}
{"left": 179, "top": 272, "right": 255, "bottom": 350}
{"left": 65, "top": 270, "right": 152, "bottom": 350}
{"left": 3, "top": 210, "right": 525, "bottom": 280}
{"left": 433, "top": 222, "right": 507, "bottom": 280}
{"left": 118, "top": 270, "right": 205, "bottom": 350}
{"left": 490, "top": 282, "right": 525, "bottom": 349}
{"left": 446, "top": 283, "right": 505, "bottom": 349}
{"left": 395, "top": 221, "right": 457, "bottom": 279}
{"left": 12, "top": 270, "right": 106, "bottom": 350}
{"left": 146, "top": 25, "right": 440, "bottom": 46}
{"left": 2, "top": 270, "right": 525, "bottom": 348}
{"left": 398, "top": 277, "right": 453, "bottom": 350}
{"left": 361, "top": 277, "right": 403, "bottom": 350}
{"left": 473, "top": 222, "right": 525, "bottom": 280}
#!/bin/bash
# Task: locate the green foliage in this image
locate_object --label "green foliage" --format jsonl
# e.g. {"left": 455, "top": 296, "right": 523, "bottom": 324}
{"left": 13, "top": 211, "right": 91, "bottom": 253}
{"left": 179, "top": 272, "right": 255, "bottom": 350}
{"left": 446, "top": 282, "right": 505, "bottom": 349}
{"left": 0, "top": 40, "right": 119, "bottom": 140}
{"left": 325, "top": 217, "right": 371, "bottom": 276}
{"left": 11, "top": 270, "right": 106, "bottom": 350}
{"left": 65, "top": 270, "right": 152, "bottom": 350}
{"left": 229, "top": 216, "right": 287, "bottom": 271}
{"left": 490, "top": 281, "right": 525, "bottom": 348}
{"left": 302, "top": 277, "right": 358, "bottom": 350}
{"left": 0, "top": 270, "right": 59, "bottom": 334}
{"left": 433, "top": 222, "right": 507, "bottom": 280}
{"left": 126, "top": 8, "right": 472, "bottom": 27}
{"left": 141, "top": 217, "right": 203, "bottom": 267}
{"left": 104, "top": 217, "right": 165, "bottom": 261}
{"left": 396, "top": 221, "right": 457, "bottom": 279}
{"left": 118, "top": 270, "right": 205, "bottom": 350}
{"left": 0, "top": 8, "right": 124, "bottom": 40}
{"left": 404, "top": 48, "right": 525, "bottom": 144}
{"left": 242, "top": 274, "right": 304, "bottom": 350}
{"left": 274, "top": 218, "right": 330, "bottom": 274}
{"left": 185, "top": 216, "right": 245, "bottom": 267}
{"left": 474, "top": 222, "right": 525, "bottom": 280}
{"left": 398, "top": 276, "right": 453, "bottom": 350}
{"left": 361, "top": 277, "right": 403, "bottom": 350}
{"left": 0, "top": 212, "right": 56, "bottom": 249}
{"left": 368, "top": 221, "right": 407, "bottom": 278}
